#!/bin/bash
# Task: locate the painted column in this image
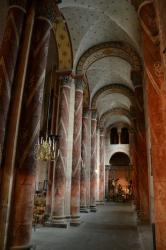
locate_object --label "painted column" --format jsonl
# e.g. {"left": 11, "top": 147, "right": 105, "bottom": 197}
{"left": 9, "top": 2, "right": 57, "bottom": 249}
{"left": 131, "top": 68, "right": 150, "bottom": 221}
{"left": 45, "top": 162, "right": 54, "bottom": 216}
{"left": 99, "top": 128, "right": 105, "bottom": 204}
{"left": 105, "top": 165, "right": 110, "bottom": 200}
{"left": 52, "top": 76, "right": 71, "bottom": 227}
{"left": 80, "top": 109, "right": 89, "bottom": 213}
{"left": 0, "top": 4, "right": 35, "bottom": 250}
{"left": 90, "top": 110, "right": 97, "bottom": 212}
{"left": 70, "top": 79, "right": 83, "bottom": 225}
{"left": 0, "top": 0, "right": 28, "bottom": 167}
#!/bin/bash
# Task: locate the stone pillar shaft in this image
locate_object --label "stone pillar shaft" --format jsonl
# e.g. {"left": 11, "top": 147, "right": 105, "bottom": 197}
{"left": 105, "top": 166, "right": 109, "bottom": 199}
{"left": 52, "top": 76, "right": 71, "bottom": 227}
{"left": 80, "top": 109, "right": 89, "bottom": 212}
{"left": 99, "top": 129, "right": 105, "bottom": 203}
{"left": 46, "top": 162, "right": 54, "bottom": 216}
{"left": 70, "top": 79, "right": 83, "bottom": 225}
{"left": 9, "top": 1, "right": 56, "bottom": 248}
{"left": 0, "top": 4, "right": 34, "bottom": 250}
{"left": 0, "top": 1, "right": 28, "bottom": 166}
{"left": 90, "top": 110, "right": 97, "bottom": 212}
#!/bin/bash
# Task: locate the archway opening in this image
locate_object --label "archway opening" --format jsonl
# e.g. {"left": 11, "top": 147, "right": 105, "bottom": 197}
{"left": 108, "top": 152, "right": 132, "bottom": 202}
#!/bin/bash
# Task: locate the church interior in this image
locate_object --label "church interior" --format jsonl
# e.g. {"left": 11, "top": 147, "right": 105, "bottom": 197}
{"left": 0, "top": 0, "right": 166, "bottom": 249}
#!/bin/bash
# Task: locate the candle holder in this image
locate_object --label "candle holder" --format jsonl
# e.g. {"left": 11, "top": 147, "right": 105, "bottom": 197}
{"left": 35, "top": 135, "right": 59, "bottom": 161}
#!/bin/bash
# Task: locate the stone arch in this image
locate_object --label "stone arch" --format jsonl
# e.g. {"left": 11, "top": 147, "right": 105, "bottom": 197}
{"left": 109, "top": 148, "right": 130, "bottom": 160}
{"left": 100, "top": 108, "right": 133, "bottom": 127}
{"left": 91, "top": 83, "right": 135, "bottom": 109}
{"left": 75, "top": 41, "right": 142, "bottom": 108}
{"left": 52, "top": 17, "right": 73, "bottom": 72}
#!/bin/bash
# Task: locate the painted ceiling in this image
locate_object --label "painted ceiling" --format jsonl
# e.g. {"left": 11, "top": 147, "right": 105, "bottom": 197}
{"left": 60, "top": 0, "right": 141, "bottom": 129}
{"left": 0, "top": 0, "right": 141, "bottom": 131}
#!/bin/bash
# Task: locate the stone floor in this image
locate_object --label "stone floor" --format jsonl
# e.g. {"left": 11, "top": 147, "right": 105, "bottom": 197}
{"left": 32, "top": 202, "right": 153, "bottom": 250}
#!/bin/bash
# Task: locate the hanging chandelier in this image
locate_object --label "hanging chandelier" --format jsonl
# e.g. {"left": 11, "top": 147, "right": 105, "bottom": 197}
{"left": 34, "top": 62, "right": 60, "bottom": 162}
{"left": 35, "top": 135, "right": 59, "bottom": 161}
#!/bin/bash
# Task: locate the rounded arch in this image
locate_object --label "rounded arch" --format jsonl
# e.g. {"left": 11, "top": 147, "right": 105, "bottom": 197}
{"left": 75, "top": 41, "right": 142, "bottom": 108}
{"left": 100, "top": 108, "right": 133, "bottom": 127}
{"left": 109, "top": 152, "right": 130, "bottom": 165}
{"left": 76, "top": 41, "right": 142, "bottom": 74}
{"left": 52, "top": 15, "right": 73, "bottom": 72}
{"left": 109, "top": 150, "right": 130, "bottom": 161}
{"left": 91, "top": 83, "right": 135, "bottom": 109}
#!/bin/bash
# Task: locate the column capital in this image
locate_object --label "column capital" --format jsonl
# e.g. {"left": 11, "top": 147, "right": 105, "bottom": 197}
{"left": 59, "top": 75, "right": 72, "bottom": 87}
{"left": 91, "top": 109, "right": 97, "bottom": 120}
{"left": 36, "top": 0, "right": 60, "bottom": 24}
{"left": 83, "top": 108, "right": 90, "bottom": 118}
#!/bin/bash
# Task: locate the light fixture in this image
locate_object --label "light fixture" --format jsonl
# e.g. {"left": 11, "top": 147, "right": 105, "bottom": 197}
{"left": 34, "top": 61, "right": 60, "bottom": 162}
{"left": 35, "top": 135, "right": 59, "bottom": 161}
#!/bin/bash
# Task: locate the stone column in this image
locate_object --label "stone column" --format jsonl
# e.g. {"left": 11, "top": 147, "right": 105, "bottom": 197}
{"left": 105, "top": 165, "right": 110, "bottom": 200}
{"left": 99, "top": 128, "right": 105, "bottom": 204}
{"left": 131, "top": 70, "right": 150, "bottom": 221}
{"left": 90, "top": 110, "right": 97, "bottom": 212}
{"left": 80, "top": 109, "right": 89, "bottom": 213}
{"left": 8, "top": 2, "right": 57, "bottom": 249}
{"left": 70, "top": 79, "right": 83, "bottom": 226}
{"left": 0, "top": 0, "right": 28, "bottom": 167}
{"left": 117, "top": 127, "right": 121, "bottom": 144}
{"left": 0, "top": 4, "right": 35, "bottom": 250}
{"left": 45, "top": 162, "right": 54, "bottom": 216}
{"left": 52, "top": 76, "right": 71, "bottom": 228}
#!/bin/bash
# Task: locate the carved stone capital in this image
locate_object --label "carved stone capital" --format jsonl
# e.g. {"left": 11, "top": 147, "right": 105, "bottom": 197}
{"left": 60, "top": 75, "right": 72, "bottom": 87}
{"left": 91, "top": 109, "right": 97, "bottom": 120}
{"left": 83, "top": 108, "right": 90, "bottom": 118}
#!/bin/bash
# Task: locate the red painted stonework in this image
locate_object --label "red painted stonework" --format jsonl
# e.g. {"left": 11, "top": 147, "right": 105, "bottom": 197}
{"left": 140, "top": 1, "right": 166, "bottom": 248}
{"left": 90, "top": 111, "right": 97, "bottom": 212}
{"left": 0, "top": 2, "right": 27, "bottom": 168}
{"left": 46, "top": 162, "right": 54, "bottom": 215}
{"left": 9, "top": 11, "right": 52, "bottom": 250}
{"left": 71, "top": 80, "right": 83, "bottom": 225}
{"left": 80, "top": 110, "right": 89, "bottom": 212}
{"left": 99, "top": 129, "right": 105, "bottom": 203}
{"left": 52, "top": 76, "right": 71, "bottom": 225}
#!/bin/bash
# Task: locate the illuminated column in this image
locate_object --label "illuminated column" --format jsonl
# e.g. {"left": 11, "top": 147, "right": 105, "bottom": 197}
{"left": 70, "top": 79, "right": 83, "bottom": 226}
{"left": 52, "top": 76, "right": 71, "bottom": 228}
{"left": 9, "top": 1, "right": 57, "bottom": 249}
{"left": 90, "top": 110, "right": 97, "bottom": 212}
{"left": 80, "top": 109, "right": 89, "bottom": 213}
{"left": 99, "top": 128, "right": 105, "bottom": 204}
{"left": 0, "top": 0, "right": 28, "bottom": 166}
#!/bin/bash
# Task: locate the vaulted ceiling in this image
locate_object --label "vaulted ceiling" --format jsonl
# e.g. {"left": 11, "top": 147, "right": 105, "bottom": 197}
{"left": 60, "top": 0, "right": 142, "bottom": 130}
{"left": 0, "top": 0, "right": 142, "bottom": 133}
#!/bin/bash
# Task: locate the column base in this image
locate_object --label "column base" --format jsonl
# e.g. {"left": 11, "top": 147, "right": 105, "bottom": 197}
{"left": 10, "top": 245, "right": 33, "bottom": 250}
{"left": 45, "top": 217, "right": 69, "bottom": 228}
{"left": 96, "top": 200, "right": 105, "bottom": 205}
{"left": 90, "top": 205, "right": 97, "bottom": 212}
{"left": 70, "top": 216, "right": 81, "bottom": 226}
{"left": 80, "top": 206, "right": 89, "bottom": 213}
